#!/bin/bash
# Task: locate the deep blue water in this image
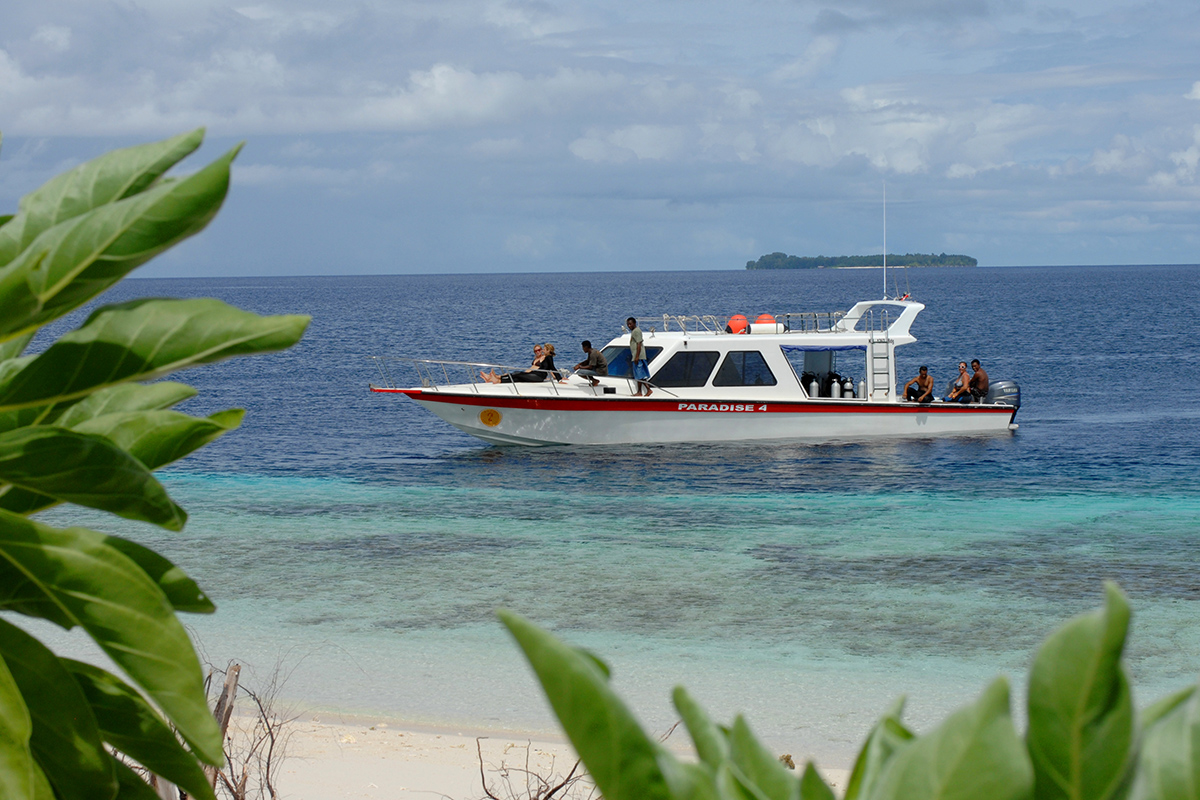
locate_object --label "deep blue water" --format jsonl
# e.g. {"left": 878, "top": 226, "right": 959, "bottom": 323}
{"left": 37, "top": 264, "right": 1200, "bottom": 763}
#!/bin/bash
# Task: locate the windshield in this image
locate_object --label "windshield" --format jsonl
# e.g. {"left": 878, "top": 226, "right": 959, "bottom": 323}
{"left": 600, "top": 345, "right": 662, "bottom": 378}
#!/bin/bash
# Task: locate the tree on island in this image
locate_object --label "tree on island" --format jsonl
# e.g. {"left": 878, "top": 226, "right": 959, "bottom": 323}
{"left": 746, "top": 251, "right": 978, "bottom": 269}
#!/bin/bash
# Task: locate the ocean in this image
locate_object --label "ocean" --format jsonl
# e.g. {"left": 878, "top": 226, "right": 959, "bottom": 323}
{"left": 36, "top": 264, "right": 1200, "bottom": 764}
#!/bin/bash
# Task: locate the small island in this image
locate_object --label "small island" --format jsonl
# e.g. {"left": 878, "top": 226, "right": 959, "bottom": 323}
{"left": 745, "top": 252, "right": 977, "bottom": 269}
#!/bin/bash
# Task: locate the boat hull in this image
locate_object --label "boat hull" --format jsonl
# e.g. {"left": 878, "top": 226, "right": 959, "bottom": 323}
{"left": 391, "top": 389, "right": 1017, "bottom": 446}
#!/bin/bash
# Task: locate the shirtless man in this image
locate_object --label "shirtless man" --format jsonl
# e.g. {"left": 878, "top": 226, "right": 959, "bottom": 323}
{"left": 903, "top": 365, "right": 934, "bottom": 403}
{"left": 969, "top": 359, "right": 989, "bottom": 403}
{"left": 573, "top": 340, "right": 608, "bottom": 387}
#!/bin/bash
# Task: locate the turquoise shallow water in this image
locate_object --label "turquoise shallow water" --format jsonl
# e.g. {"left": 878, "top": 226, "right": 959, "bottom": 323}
{"left": 32, "top": 265, "right": 1200, "bottom": 764}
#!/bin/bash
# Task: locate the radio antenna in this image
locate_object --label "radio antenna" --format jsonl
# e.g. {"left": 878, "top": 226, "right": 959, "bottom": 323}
{"left": 882, "top": 180, "right": 888, "bottom": 299}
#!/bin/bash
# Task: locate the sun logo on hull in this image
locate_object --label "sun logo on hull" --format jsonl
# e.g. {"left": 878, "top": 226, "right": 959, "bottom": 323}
{"left": 479, "top": 409, "right": 502, "bottom": 427}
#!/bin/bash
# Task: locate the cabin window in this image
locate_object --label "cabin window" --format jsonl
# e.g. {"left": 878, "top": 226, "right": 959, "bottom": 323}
{"left": 653, "top": 351, "right": 719, "bottom": 387}
{"left": 713, "top": 351, "right": 777, "bottom": 386}
{"left": 601, "top": 345, "right": 663, "bottom": 379}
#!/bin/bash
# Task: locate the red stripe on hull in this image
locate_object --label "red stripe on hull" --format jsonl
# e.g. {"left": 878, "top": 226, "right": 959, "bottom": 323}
{"left": 375, "top": 387, "right": 1015, "bottom": 419}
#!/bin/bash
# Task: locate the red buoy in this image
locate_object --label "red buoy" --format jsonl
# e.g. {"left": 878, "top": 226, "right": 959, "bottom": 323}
{"left": 726, "top": 314, "right": 749, "bottom": 334}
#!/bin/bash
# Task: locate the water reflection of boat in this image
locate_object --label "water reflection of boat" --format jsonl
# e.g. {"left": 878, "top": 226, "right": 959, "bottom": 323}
{"left": 370, "top": 300, "right": 1020, "bottom": 447}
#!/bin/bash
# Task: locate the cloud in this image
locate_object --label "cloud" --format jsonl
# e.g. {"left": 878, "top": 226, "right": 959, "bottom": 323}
{"left": 773, "top": 36, "right": 840, "bottom": 81}
{"left": 1187, "top": 82, "right": 1200, "bottom": 101}
{"left": 31, "top": 26, "right": 71, "bottom": 52}
{"left": 570, "top": 124, "right": 687, "bottom": 162}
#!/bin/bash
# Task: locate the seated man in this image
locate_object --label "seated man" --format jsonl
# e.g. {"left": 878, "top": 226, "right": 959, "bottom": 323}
{"left": 573, "top": 340, "right": 608, "bottom": 387}
{"left": 969, "top": 359, "right": 989, "bottom": 403}
{"left": 903, "top": 365, "right": 933, "bottom": 403}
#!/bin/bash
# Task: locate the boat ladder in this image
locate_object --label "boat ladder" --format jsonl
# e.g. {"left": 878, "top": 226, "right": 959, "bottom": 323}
{"left": 868, "top": 331, "right": 892, "bottom": 400}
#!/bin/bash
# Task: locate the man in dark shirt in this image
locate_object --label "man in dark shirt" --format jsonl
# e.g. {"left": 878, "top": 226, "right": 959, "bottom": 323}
{"left": 970, "top": 359, "right": 989, "bottom": 402}
{"left": 574, "top": 340, "right": 608, "bottom": 387}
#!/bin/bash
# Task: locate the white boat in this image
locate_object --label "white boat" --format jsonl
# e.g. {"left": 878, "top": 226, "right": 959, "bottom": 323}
{"left": 369, "top": 299, "right": 1020, "bottom": 447}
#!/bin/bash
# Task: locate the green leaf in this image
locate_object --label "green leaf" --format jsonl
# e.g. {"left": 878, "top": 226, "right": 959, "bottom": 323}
{"left": 0, "top": 298, "right": 309, "bottom": 411}
{"left": 102, "top": 536, "right": 215, "bottom": 613}
{"left": 0, "top": 331, "right": 35, "bottom": 362}
{"left": 50, "top": 381, "right": 198, "bottom": 427}
{"left": 0, "top": 408, "right": 242, "bottom": 518}
{"left": 673, "top": 685, "right": 730, "bottom": 769}
{"left": 1129, "top": 682, "right": 1200, "bottom": 800}
{"left": 0, "top": 426, "right": 185, "bottom": 529}
{"left": 1027, "top": 583, "right": 1135, "bottom": 800}
{"left": 871, "top": 677, "right": 1033, "bottom": 800}
{"left": 0, "top": 531, "right": 213, "bottom": 620}
{"left": 111, "top": 758, "right": 163, "bottom": 800}
{"left": 1141, "top": 686, "right": 1197, "bottom": 733}
{"left": 0, "top": 650, "right": 37, "bottom": 800}
{"left": 799, "top": 762, "right": 837, "bottom": 800}
{"left": 727, "top": 716, "right": 800, "bottom": 800}
{"left": 65, "top": 660, "right": 217, "bottom": 800}
{"left": 0, "top": 130, "right": 203, "bottom": 267}
{"left": 0, "top": 511, "right": 222, "bottom": 765}
{"left": 498, "top": 610, "right": 674, "bottom": 800}
{"left": 0, "top": 618, "right": 117, "bottom": 800}
{"left": 844, "top": 696, "right": 914, "bottom": 800}
{"left": 0, "top": 146, "right": 238, "bottom": 344}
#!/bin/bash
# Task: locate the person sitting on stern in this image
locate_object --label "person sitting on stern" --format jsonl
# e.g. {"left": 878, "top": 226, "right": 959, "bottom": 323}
{"left": 904, "top": 365, "right": 933, "bottom": 403}
{"left": 946, "top": 361, "right": 973, "bottom": 403}
{"left": 969, "top": 359, "right": 989, "bottom": 403}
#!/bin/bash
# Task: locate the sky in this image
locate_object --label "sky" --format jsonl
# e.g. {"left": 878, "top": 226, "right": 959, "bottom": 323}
{"left": 1, "top": 0, "right": 1198, "bottom": 276}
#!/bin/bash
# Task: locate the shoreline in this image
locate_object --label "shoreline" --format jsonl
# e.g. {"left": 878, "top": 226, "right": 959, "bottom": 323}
{"left": 247, "top": 709, "right": 851, "bottom": 798}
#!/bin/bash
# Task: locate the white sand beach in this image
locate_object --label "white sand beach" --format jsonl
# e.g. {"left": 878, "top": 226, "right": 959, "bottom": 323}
{"left": 259, "top": 713, "right": 850, "bottom": 799}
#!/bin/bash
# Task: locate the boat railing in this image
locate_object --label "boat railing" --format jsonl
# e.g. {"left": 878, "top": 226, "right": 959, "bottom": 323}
{"left": 660, "top": 311, "right": 849, "bottom": 334}
{"left": 370, "top": 356, "right": 570, "bottom": 395}
{"left": 773, "top": 311, "right": 847, "bottom": 333}
{"left": 660, "top": 314, "right": 724, "bottom": 333}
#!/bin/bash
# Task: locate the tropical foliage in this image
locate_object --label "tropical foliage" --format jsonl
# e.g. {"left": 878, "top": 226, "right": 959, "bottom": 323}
{"left": 0, "top": 129, "right": 309, "bottom": 799}
{"left": 501, "top": 583, "right": 1200, "bottom": 800}
{"left": 745, "top": 252, "right": 977, "bottom": 269}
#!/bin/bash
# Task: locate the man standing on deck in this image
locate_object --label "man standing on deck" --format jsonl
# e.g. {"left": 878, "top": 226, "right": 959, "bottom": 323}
{"left": 627, "top": 317, "right": 652, "bottom": 397}
{"left": 970, "top": 359, "right": 989, "bottom": 402}
{"left": 574, "top": 341, "right": 608, "bottom": 387}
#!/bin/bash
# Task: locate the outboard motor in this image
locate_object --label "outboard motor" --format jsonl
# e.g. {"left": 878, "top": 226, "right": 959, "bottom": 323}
{"left": 986, "top": 380, "right": 1021, "bottom": 411}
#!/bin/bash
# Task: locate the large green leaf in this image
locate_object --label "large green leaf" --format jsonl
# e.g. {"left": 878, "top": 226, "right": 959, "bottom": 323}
{"left": 1141, "top": 687, "right": 1197, "bottom": 734}
{"left": 50, "top": 381, "right": 198, "bottom": 427}
{"left": 0, "top": 510, "right": 222, "bottom": 765}
{"left": 0, "top": 409, "right": 243, "bottom": 518}
{"left": 111, "top": 758, "right": 163, "bottom": 800}
{"left": 65, "top": 660, "right": 217, "bottom": 800}
{"left": 727, "top": 716, "right": 800, "bottom": 800}
{"left": 1130, "top": 681, "right": 1200, "bottom": 800}
{"left": 498, "top": 610, "right": 674, "bottom": 800}
{"left": 799, "top": 763, "right": 836, "bottom": 800}
{"left": 1027, "top": 584, "right": 1135, "bottom": 800}
{"left": 0, "top": 146, "right": 239, "bottom": 344}
{"left": 0, "top": 298, "right": 309, "bottom": 411}
{"left": 0, "top": 130, "right": 203, "bottom": 267}
{"left": 0, "top": 651, "right": 36, "bottom": 800}
{"left": 673, "top": 686, "right": 730, "bottom": 769}
{"left": 0, "top": 533, "right": 213, "bottom": 620}
{"left": 844, "top": 696, "right": 914, "bottom": 800}
{"left": 101, "top": 536, "right": 215, "bottom": 613}
{"left": 0, "top": 619, "right": 116, "bottom": 800}
{"left": 870, "top": 677, "right": 1033, "bottom": 800}
{"left": 0, "top": 331, "right": 35, "bottom": 363}
{"left": 0, "top": 426, "right": 185, "bottom": 529}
